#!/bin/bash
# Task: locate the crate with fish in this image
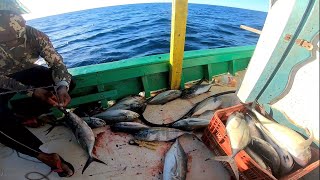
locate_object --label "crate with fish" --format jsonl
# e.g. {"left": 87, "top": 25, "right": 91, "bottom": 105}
{"left": 202, "top": 103, "right": 319, "bottom": 180}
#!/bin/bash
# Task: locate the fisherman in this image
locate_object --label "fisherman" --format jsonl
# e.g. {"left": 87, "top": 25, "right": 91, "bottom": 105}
{"left": 0, "top": 0, "right": 74, "bottom": 177}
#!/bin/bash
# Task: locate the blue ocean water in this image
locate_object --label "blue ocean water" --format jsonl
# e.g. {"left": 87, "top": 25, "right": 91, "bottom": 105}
{"left": 27, "top": 3, "right": 267, "bottom": 68}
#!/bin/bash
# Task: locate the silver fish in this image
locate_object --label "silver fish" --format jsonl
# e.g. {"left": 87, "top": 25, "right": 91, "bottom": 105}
{"left": 191, "top": 96, "right": 222, "bottom": 116}
{"left": 171, "top": 118, "right": 210, "bottom": 131}
{"left": 81, "top": 117, "right": 106, "bottom": 128}
{"left": 248, "top": 106, "right": 313, "bottom": 167}
{"left": 248, "top": 137, "right": 281, "bottom": 175}
{"left": 93, "top": 109, "right": 140, "bottom": 123}
{"left": 148, "top": 90, "right": 182, "bottom": 105}
{"left": 244, "top": 147, "right": 267, "bottom": 170}
{"left": 181, "top": 79, "right": 213, "bottom": 99}
{"left": 110, "top": 122, "right": 149, "bottom": 134}
{"left": 247, "top": 112, "right": 294, "bottom": 176}
{"left": 211, "top": 112, "right": 250, "bottom": 180}
{"left": 163, "top": 139, "right": 187, "bottom": 180}
{"left": 66, "top": 112, "right": 107, "bottom": 174}
{"left": 244, "top": 113, "right": 264, "bottom": 139}
{"left": 107, "top": 95, "right": 146, "bottom": 111}
{"left": 134, "top": 127, "right": 189, "bottom": 142}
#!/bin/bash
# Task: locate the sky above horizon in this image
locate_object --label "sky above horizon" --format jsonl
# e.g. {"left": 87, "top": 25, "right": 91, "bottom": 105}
{"left": 20, "top": 0, "right": 269, "bottom": 20}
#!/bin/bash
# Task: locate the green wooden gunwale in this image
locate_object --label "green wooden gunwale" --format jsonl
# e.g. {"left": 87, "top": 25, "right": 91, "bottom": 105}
{"left": 11, "top": 45, "right": 255, "bottom": 108}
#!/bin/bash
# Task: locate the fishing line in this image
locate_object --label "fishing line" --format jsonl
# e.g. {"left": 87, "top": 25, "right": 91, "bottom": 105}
{"left": 16, "top": 151, "right": 42, "bottom": 163}
{"left": 25, "top": 170, "right": 52, "bottom": 180}
{"left": 0, "top": 131, "right": 41, "bottom": 155}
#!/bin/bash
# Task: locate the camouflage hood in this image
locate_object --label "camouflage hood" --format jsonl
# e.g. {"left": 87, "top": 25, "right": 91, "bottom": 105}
{"left": 0, "top": 10, "right": 26, "bottom": 45}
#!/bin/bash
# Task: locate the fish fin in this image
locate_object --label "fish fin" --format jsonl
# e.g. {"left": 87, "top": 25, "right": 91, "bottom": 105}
{"left": 212, "top": 156, "right": 239, "bottom": 180}
{"left": 44, "top": 125, "right": 56, "bottom": 135}
{"left": 82, "top": 156, "right": 107, "bottom": 174}
{"left": 300, "top": 128, "right": 314, "bottom": 148}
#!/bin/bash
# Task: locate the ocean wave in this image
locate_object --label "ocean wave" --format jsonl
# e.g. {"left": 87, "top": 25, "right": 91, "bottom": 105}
{"left": 28, "top": 3, "right": 267, "bottom": 68}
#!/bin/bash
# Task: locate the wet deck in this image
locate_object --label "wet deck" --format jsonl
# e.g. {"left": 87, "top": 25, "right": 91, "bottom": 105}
{"left": 1, "top": 70, "right": 318, "bottom": 180}
{"left": 1, "top": 72, "right": 245, "bottom": 180}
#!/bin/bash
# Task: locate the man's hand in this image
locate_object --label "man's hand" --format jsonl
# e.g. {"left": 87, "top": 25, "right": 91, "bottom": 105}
{"left": 56, "top": 86, "right": 71, "bottom": 107}
{"left": 33, "top": 88, "right": 59, "bottom": 106}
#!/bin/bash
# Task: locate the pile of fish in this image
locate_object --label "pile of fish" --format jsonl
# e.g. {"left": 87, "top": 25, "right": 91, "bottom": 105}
{"left": 211, "top": 104, "right": 314, "bottom": 179}
{"left": 52, "top": 79, "right": 235, "bottom": 176}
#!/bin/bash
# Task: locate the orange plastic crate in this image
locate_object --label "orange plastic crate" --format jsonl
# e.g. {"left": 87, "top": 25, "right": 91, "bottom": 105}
{"left": 201, "top": 104, "right": 319, "bottom": 180}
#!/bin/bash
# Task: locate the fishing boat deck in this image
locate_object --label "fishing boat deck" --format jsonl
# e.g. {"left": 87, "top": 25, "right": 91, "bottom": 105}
{"left": 0, "top": 70, "right": 317, "bottom": 180}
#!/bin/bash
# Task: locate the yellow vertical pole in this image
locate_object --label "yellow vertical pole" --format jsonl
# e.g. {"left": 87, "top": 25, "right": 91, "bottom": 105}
{"left": 169, "top": 0, "right": 188, "bottom": 90}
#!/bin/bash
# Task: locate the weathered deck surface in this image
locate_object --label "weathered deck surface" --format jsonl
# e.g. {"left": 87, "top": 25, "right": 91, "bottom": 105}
{"left": 0, "top": 70, "right": 318, "bottom": 180}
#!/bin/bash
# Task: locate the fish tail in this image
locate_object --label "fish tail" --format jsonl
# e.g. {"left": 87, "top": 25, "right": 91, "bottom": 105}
{"left": 301, "top": 128, "right": 314, "bottom": 148}
{"left": 82, "top": 156, "right": 107, "bottom": 174}
{"left": 212, "top": 156, "right": 239, "bottom": 180}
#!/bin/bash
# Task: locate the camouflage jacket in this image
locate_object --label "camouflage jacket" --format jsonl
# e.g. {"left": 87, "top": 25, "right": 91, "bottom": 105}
{"left": 0, "top": 12, "right": 71, "bottom": 91}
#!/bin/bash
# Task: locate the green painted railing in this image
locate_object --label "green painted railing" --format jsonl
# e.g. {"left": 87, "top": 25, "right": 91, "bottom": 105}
{"left": 11, "top": 45, "right": 255, "bottom": 108}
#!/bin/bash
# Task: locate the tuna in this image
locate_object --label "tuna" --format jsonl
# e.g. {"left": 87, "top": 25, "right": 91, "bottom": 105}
{"left": 148, "top": 90, "right": 182, "bottom": 105}
{"left": 163, "top": 139, "right": 187, "bottom": 180}
{"left": 107, "top": 95, "right": 146, "bottom": 112}
{"left": 134, "top": 127, "right": 190, "bottom": 142}
{"left": 248, "top": 137, "right": 281, "bottom": 175}
{"left": 65, "top": 112, "right": 107, "bottom": 174}
{"left": 81, "top": 117, "right": 106, "bottom": 128}
{"left": 181, "top": 79, "right": 213, "bottom": 99}
{"left": 171, "top": 118, "right": 210, "bottom": 131}
{"left": 110, "top": 122, "right": 149, "bottom": 134}
{"left": 93, "top": 109, "right": 140, "bottom": 123}
{"left": 191, "top": 96, "right": 222, "bottom": 116}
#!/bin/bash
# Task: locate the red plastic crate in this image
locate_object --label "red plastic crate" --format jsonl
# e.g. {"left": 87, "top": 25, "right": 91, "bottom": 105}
{"left": 202, "top": 104, "right": 319, "bottom": 180}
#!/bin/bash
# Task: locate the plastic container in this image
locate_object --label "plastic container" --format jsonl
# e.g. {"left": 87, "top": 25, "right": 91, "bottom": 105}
{"left": 202, "top": 104, "right": 319, "bottom": 180}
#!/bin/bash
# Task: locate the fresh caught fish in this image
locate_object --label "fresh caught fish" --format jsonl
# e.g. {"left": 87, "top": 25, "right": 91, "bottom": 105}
{"left": 65, "top": 112, "right": 107, "bottom": 174}
{"left": 244, "top": 147, "right": 267, "bottom": 170}
{"left": 211, "top": 112, "right": 250, "bottom": 180}
{"left": 110, "top": 122, "right": 149, "bottom": 134}
{"left": 191, "top": 96, "right": 222, "bottom": 116}
{"left": 247, "top": 112, "right": 294, "bottom": 176}
{"left": 247, "top": 105, "right": 313, "bottom": 167}
{"left": 163, "top": 139, "right": 187, "bottom": 180}
{"left": 93, "top": 109, "right": 140, "bottom": 123}
{"left": 107, "top": 95, "right": 146, "bottom": 112}
{"left": 248, "top": 137, "right": 281, "bottom": 175}
{"left": 134, "top": 127, "right": 190, "bottom": 142}
{"left": 181, "top": 79, "right": 213, "bottom": 99}
{"left": 218, "top": 93, "right": 241, "bottom": 108}
{"left": 148, "top": 90, "right": 182, "bottom": 105}
{"left": 244, "top": 113, "right": 264, "bottom": 139}
{"left": 81, "top": 117, "right": 106, "bottom": 128}
{"left": 171, "top": 118, "right": 210, "bottom": 131}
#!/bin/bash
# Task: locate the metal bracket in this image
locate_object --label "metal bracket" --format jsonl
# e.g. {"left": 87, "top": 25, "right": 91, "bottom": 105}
{"left": 295, "top": 39, "right": 313, "bottom": 50}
